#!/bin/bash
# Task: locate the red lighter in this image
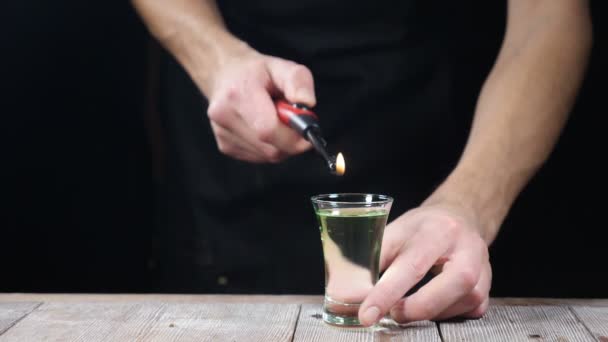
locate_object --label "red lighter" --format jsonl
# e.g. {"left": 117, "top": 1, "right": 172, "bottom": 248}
{"left": 275, "top": 99, "right": 344, "bottom": 176}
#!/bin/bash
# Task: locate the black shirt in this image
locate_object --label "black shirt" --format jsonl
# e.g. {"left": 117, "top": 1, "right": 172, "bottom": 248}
{"left": 155, "top": 0, "right": 469, "bottom": 294}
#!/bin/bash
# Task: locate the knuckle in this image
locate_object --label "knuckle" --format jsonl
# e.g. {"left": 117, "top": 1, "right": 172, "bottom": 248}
{"left": 457, "top": 267, "right": 480, "bottom": 292}
{"left": 419, "top": 215, "right": 460, "bottom": 242}
{"left": 464, "top": 288, "right": 486, "bottom": 309}
{"left": 255, "top": 123, "right": 277, "bottom": 143}
{"left": 216, "top": 141, "right": 235, "bottom": 156}
{"left": 225, "top": 84, "right": 241, "bottom": 101}
{"left": 212, "top": 127, "right": 225, "bottom": 140}
{"left": 209, "top": 121, "right": 221, "bottom": 134}
{"left": 405, "top": 258, "right": 429, "bottom": 283}
{"left": 206, "top": 102, "right": 221, "bottom": 120}
{"left": 438, "top": 216, "right": 461, "bottom": 239}
{"left": 207, "top": 101, "right": 229, "bottom": 124}
{"left": 264, "top": 148, "right": 282, "bottom": 162}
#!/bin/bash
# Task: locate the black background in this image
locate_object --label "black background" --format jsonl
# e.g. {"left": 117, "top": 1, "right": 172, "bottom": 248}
{"left": 2, "top": 1, "right": 605, "bottom": 296}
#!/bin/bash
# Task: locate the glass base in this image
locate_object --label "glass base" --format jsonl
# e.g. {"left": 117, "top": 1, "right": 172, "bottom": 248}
{"left": 323, "top": 311, "right": 362, "bottom": 326}
{"left": 323, "top": 296, "right": 362, "bottom": 327}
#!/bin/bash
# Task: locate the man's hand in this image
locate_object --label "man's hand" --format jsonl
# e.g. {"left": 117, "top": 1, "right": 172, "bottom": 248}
{"left": 205, "top": 48, "right": 315, "bottom": 163}
{"left": 131, "top": 0, "right": 315, "bottom": 163}
{"left": 358, "top": 203, "right": 491, "bottom": 326}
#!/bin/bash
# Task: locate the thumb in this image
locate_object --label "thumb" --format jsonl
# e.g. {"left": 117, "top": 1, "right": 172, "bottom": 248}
{"left": 266, "top": 57, "right": 316, "bottom": 107}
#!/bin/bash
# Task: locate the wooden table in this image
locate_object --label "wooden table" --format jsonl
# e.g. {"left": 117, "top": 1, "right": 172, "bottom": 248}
{"left": 1, "top": 294, "right": 607, "bottom": 341}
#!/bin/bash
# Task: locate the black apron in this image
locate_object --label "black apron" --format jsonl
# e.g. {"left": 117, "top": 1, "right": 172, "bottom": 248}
{"left": 154, "top": 0, "right": 468, "bottom": 294}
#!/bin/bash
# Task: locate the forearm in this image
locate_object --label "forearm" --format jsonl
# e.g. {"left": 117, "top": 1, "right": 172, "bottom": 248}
{"left": 131, "top": 0, "right": 248, "bottom": 95}
{"left": 427, "top": 0, "right": 592, "bottom": 243}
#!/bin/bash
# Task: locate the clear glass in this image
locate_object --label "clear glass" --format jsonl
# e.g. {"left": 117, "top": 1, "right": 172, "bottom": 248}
{"left": 311, "top": 193, "right": 393, "bottom": 327}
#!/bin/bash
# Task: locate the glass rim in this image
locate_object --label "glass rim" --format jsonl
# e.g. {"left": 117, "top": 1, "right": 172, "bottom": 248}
{"left": 311, "top": 193, "right": 393, "bottom": 205}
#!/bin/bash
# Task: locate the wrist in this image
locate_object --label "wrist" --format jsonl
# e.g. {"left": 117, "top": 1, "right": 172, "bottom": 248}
{"left": 423, "top": 165, "right": 512, "bottom": 245}
{"left": 164, "top": 24, "right": 252, "bottom": 97}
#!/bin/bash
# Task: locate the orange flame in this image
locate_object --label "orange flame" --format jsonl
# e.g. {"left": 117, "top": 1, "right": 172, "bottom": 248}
{"left": 336, "top": 153, "right": 345, "bottom": 176}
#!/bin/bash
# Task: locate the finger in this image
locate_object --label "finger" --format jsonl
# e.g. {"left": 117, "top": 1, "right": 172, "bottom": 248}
{"left": 235, "top": 86, "right": 311, "bottom": 156}
{"left": 358, "top": 227, "right": 450, "bottom": 326}
{"left": 211, "top": 122, "right": 260, "bottom": 156}
{"left": 218, "top": 141, "right": 263, "bottom": 163}
{"left": 379, "top": 213, "right": 418, "bottom": 271}
{"left": 389, "top": 244, "right": 484, "bottom": 323}
{"left": 208, "top": 98, "right": 285, "bottom": 162}
{"left": 379, "top": 225, "right": 403, "bottom": 272}
{"left": 433, "top": 260, "right": 492, "bottom": 320}
{"left": 210, "top": 122, "right": 266, "bottom": 162}
{"left": 266, "top": 58, "right": 316, "bottom": 106}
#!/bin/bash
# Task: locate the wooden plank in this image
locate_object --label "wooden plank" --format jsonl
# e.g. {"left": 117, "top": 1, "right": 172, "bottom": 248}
{"left": 571, "top": 306, "right": 608, "bottom": 341}
{"left": 0, "top": 293, "right": 322, "bottom": 304}
{"left": 0, "top": 302, "right": 41, "bottom": 336}
{"left": 2, "top": 294, "right": 607, "bottom": 307}
{"left": 0, "top": 302, "right": 300, "bottom": 342}
{"left": 0, "top": 302, "right": 140, "bottom": 342}
{"left": 129, "top": 303, "right": 300, "bottom": 342}
{"left": 439, "top": 305, "right": 595, "bottom": 342}
{"left": 292, "top": 304, "right": 441, "bottom": 342}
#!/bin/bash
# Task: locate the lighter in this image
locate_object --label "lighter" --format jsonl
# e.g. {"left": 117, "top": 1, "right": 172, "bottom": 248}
{"left": 275, "top": 100, "right": 345, "bottom": 176}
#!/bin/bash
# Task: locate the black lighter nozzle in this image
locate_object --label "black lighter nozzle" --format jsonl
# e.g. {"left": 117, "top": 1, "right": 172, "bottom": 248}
{"left": 306, "top": 129, "right": 338, "bottom": 174}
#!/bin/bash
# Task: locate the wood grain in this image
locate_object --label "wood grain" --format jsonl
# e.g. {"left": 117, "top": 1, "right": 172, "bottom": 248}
{"left": 571, "top": 306, "right": 608, "bottom": 340}
{"left": 439, "top": 305, "right": 595, "bottom": 342}
{"left": 292, "top": 304, "right": 441, "bottom": 341}
{"left": 0, "top": 302, "right": 41, "bottom": 336}
{"left": 0, "top": 302, "right": 300, "bottom": 342}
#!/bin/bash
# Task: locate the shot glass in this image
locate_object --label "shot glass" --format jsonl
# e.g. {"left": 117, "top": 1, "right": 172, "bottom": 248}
{"left": 311, "top": 193, "right": 393, "bottom": 326}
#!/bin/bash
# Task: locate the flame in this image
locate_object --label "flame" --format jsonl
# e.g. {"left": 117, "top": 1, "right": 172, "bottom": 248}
{"left": 336, "top": 152, "right": 345, "bottom": 176}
